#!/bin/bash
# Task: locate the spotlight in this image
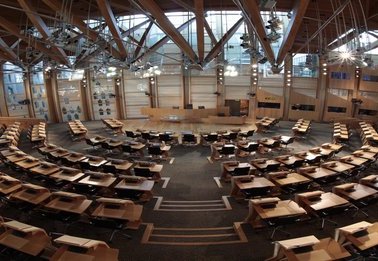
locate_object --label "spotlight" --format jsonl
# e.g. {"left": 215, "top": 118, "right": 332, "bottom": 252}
{"left": 266, "top": 31, "right": 281, "bottom": 43}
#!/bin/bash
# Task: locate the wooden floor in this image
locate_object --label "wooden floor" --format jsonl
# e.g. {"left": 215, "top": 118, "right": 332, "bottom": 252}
{"left": 116, "top": 118, "right": 257, "bottom": 133}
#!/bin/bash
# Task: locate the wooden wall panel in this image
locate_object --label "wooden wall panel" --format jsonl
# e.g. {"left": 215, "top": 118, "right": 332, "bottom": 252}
{"left": 157, "top": 75, "right": 183, "bottom": 108}
{"left": 123, "top": 77, "right": 150, "bottom": 118}
{"left": 323, "top": 92, "right": 351, "bottom": 122}
{"left": 255, "top": 88, "right": 284, "bottom": 119}
{"left": 288, "top": 91, "right": 320, "bottom": 121}
{"left": 328, "top": 65, "right": 355, "bottom": 90}
{"left": 224, "top": 75, "right": 250, "bottom": 100}
{"left": 190, "top": 76, "right": 217, "bottom": 109}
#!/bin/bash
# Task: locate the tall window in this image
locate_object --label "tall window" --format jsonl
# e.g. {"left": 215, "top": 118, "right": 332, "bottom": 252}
{"left": 292, "top": 54, "right": 319, "bottom": 78}
{"left": 30, "top": 63, "right": 50, "bottom": 121}
{"left": 3, "top": 62, "right": 29, "bottom": 117}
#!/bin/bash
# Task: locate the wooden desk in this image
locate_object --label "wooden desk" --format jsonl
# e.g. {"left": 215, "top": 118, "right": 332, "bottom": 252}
{"left": 81, "top": 155, "right": 108, "bottom": 168}
{"left": 221, "top": 162, "right": 255, "bottom": 181}
{"left": 275, "top": 155, "right": 304, "bottom": 168}
{"left": 10, "top": 183, "right": 51, "bottom": 205}
{"left": 89, "top": 135, "right": 108, "bottom": 145}
{"left": 295, "top": 191, "right": 350, "bottom": 214}
{"left": 29, "top": 161, "right": 60, "bottom": 176}
{"left": 91, "top": 197, "right": 143, "bottom": 222}
{"left": 332, "top": 183, "right": 377, "bottom": 201}
{"left": 115, "top": 177, "right": 154, "bottom": 193}
{"left": 45, "top": 191, "right": 92, "bottom": 214}
{"left": 267, "top": 171, "right": 310, "bottom": 188}
{"left": 6, "top": 152, "right": 28, "bottom": 163}
{"left": 14, "top": 156, "right": 40, "bottom": 170}
{"left": 298, "top": 166, "right": 338, "bottom": 181}
{"left": 49, "top": 148, "right": 70, "bottom": 159}
{"left": 51, "top": 235, "right": 119, "bottom": 261}
{"left": 251, "top": 158, "right": 280, "bottom": 172}
{"left": 0, "top": 146, "right": 20, "bottom": 158}
{"left": 321, "top": 143, "right": 343, "bottom": 152}
{"left": 321, "top": 161, "right": 355, "bottom": 173}
{"left": 309, "top": 147, "right": 334, "bottom": 158}
{"left": 336, "top": 221, "right": 378, "bottom": 251}
{"left": 268, "top": 236, "right": 350, "bottom": 261}
{"left": 230, "top": 175, "right": 276, "bottom": 197}
{"left": 104, "top": 158, "right": 133, "bottom": 174}
{"left": 360, "top": 145, "right": 378, "bottom": 154}
{"left": 295, "top": 151, "right": 322, "bottom": 163}
{"left": 339, "top": 155, "right": 369, "bottom": 166}
{"left": 78, "top": 172, "right": 116, "bottom": 188}
{"left": 360, "top": 175, "right": 378, "bottom": 189}
{"left": 258, "top": 138, "right": 280, "bottom": 148}
{"left": 133, "top": 162, "right": 163, "bottom": 180}
{"left": 352, "top": 150, "right": 376, "bottom": 160}
{"left": 246, "top": 197, "right": 307, "bottom": 228}
{"left": 0, "top": 175, "right": 22, "bottom": 195}
{"left": 50, "top": 167, "right": 85, "bottom": 182}
{"left": 0, "top": 220, "right": 50, "bottom": 256}
{"left": 104, "top": 139, "right": 123, "bottom": 150}
{"left": 38, "top": 144, "right": 59, "bottom": 155}
{"left": 62, "top": 152, "right": 87, "bottom": 164}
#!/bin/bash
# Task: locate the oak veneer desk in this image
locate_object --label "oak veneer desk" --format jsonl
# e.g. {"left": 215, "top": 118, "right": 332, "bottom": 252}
{"left": 332, "top": 183, "right": 378, "bottom": 201}
{"left": 62, "top": 152, "right": 87, "bottom": 164}
{"left": 0, "top": 220, "right": 50, "bottom": 256}
{"left": 5, "top": 151, "right": 27, "bottom": 163}
{"left": 78, "top": 172, "right": 117, "bottom": 188}
{"left": 250, "top": 158, "right": 280, "bottom": 172}
{"left": 104, "top": 158, "right": 133, "bottom": 174}
{"left": 339, "top": 155, "right": 369, "bottom": 166}
{"left": 50, "top": 167, "right": 85, "bottom": 182}
{"left": 0, "top": 175, "right": 22, "bottom": 195}
{"left": 267, "top": 171, "right": 310, "bottom": 189}
{"left": 44, "top": 191, "right": 92, "bottom": 214}
{"left": 88, "top": 135, "right": 108, "bottom": 146}
{"left": 246, "top": 197, "right": 307, "bottom": 228}
{"left": 321, "top": 143, "right": 343, "bottom": 153}
{"left": 10, "top": 183, "right": 51, "bottom": 205}
{"left": 352, "top": 150, "right": 376, "bottom": 160}
{"left": 335, "top": 221, "right": 378, "bottom": 251}
{"left": 297, "top": 166, "right": 338, "bottom": 181}
{"left": 81, "top": 155, "right": 108, "bottom": 169}
{"left": 38, "top": 144, "right": 59, "bottom": 155}
{"left": 295, "top": 191, "right": 351, "bottom": 216}
{"left": 221, "top": 161, "right": 255, "bottom": 181}
{"left": 29, "top": 161, "right": 60, "bottom": 176}
{"left": 14, "top": 156, "right": 40, "bottom": 170}
{"left": 51, "top": 235, "right": 119, "bottom": 261}
{"left": 267, "top": 235, "right": 350, "bottom": 261}
{"left": 321, "top": 161, "right": 355, "bottom": 173}
{"left": 360, "top": 175, "right": 378, "bottom": 189}
{"left": 360, "top": 145, "right": 378, "bottom": 154}
{"left": 309, "top": 147, "right": 334, "bottom": 159}
{"left": 49, "top": 148, "right": 71, "bottom": 160}
{"left": 275, "top": 155, "right": 304, "bottom": 168}
{"left": 0, "top": 146, "right": 20, "bottom": 158}
{"left": 104, "top": 139, "right": 123, "bottom": 150}
{"left": 295, "top": 151, "right": 322, "bottom": 163}
{"left": 230, "top": 175, "right": 276, "bottom": 198}
{"left": 133, "top": 162, "right": 163, "bottom": 180}
{"left": 91, "top": 197, "right": 143, "bottom": 225}
{"left": 115, "top": 176, "right": 154, "bottom": 200}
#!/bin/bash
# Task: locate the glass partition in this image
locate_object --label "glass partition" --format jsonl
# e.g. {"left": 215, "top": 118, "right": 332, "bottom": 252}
{"left": 30, "top": 66, "right": 50, "bottom": 121}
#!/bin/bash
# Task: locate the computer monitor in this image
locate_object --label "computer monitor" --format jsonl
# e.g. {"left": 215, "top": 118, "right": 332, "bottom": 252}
{"left": 186, "top": 104, "right": 193, "bottom": 109}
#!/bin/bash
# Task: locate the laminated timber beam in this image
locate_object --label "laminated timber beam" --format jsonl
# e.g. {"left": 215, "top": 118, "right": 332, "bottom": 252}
{"left": 194, "top": 0, "right": 205, "bottom": 62}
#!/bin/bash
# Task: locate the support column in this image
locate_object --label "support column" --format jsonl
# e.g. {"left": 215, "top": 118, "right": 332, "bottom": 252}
{"left": 82, "top": 70, "right": 93, "bottom": 120}
{"left": 114, "top": 77, "right": 125, "bottom": 119}
{"left": 49, "top": 71, "right": 62, "bottom": 122}
{"left": 249, "top": 61, "right": 258, "bottom": 120}
{"left": 283, "top": 56, "right": 292, "bottom": 120}
{"left": 0, "top": 72, "right": 9, "bottom": 116}
{"left": 318, "top": 59, "right": 328, "bottom": 122}
{"left": 44, "top": 71, "right": 59, "bottom": 123}
{"left": 24, "top": 71, "right": 35, "bottom": 118}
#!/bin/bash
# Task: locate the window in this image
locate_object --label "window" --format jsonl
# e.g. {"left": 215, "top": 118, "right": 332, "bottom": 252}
{"left": 330, "top": 72, "right": 350, "bottom": 80}
{"left": 328, "top": 106, "right": 347, "bottom": 113}
{"left": 362, "top": 75, "right": 378, "bottom": 82}
{"left": 257, "top": 102, "right": 281, "bottom": 109}
{"left": 291, "top": 104, "right": 315, "bottom": 111}
{"left": 358, "top": 109, "right": 378, "bottom": 116}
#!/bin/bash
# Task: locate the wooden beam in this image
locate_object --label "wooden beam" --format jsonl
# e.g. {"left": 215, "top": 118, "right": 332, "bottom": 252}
{"left": 276, "top": 0, "right": 310, "bottom": 65}
{"left": 236, "top": 0, "right": 275, "bottom": 64}
{"left": 170, "top": 0, "right": 194, "bottom": 12}
{"left": 137, "top": 0, "right": 197, "bottom": 63}
{"left": 194, "top": 0, "right": 205, "bottom": 62}
{"left": 327, "top": 29, "right": 357, "bottom": 51}
{"left": 0, "top": 17, "right": 65, "bottom": 65}
{"left": 136, "top": 17, "right": 195, "bottom": 62}
{"left": 204, "top": 17, "right": 244, "bottom": 65}
{"left": 42, "top": 0, "right": 122, "bottom": 60}
{"left": 75, "top": 19, "right": 150, "bottom": 67}
{"left": 204, "top": 19, "right": 218, "bottom": 45}
{"left": 17, "top": 0, "right": 70, "bottom": 66}
{"left": 96, "top": 0, "right": 127, "bottom": 59}
{"left": 0, "top": 37, "right": 18, "bottom": 61}
{"left": 134, "top": 21, "right": 153, "bottom": 59}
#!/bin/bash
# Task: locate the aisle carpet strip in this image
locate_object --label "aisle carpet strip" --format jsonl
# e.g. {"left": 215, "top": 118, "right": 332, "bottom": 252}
{"left": 153, "top": 196, "right": 232, "bottom": 211}
{"left": 141, "top": 222, "right": 247, "bottom": 246}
